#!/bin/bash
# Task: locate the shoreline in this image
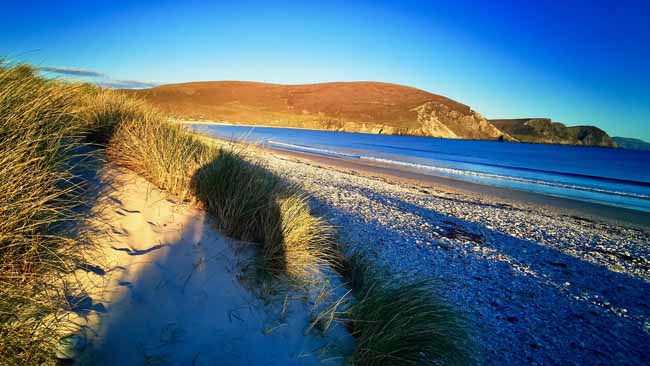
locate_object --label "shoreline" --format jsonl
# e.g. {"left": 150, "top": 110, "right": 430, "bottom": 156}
{"left": 181, "top": 120, "right": 629, "bottom": 150}
{"left": 266, "top": 147, "right": 650, "bottom": 229}
{"left": 197, "top": 133, "right": 650, "bottom": 229}
{"left": 196, "top": 133, "right": 650, "bottom": 365}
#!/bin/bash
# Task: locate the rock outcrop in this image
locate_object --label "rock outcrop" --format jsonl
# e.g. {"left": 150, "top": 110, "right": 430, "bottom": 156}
{"left": 612, "top": 137, "right": 650, "bottom": 150}
{"left": 490, "top": 118, "right": 616, "bottom": 147}
{"left": 412, "top": 102, "right": 514, "bottom": 141}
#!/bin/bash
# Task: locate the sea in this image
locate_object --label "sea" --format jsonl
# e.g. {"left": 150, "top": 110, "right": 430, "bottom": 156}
{"left": 189, "top": 124, "right": 650, "bottom": 213}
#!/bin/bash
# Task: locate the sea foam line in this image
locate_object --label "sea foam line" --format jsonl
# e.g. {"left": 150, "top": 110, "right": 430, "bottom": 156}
{"left": 267, "top": 140, "right": 650, "bottom": 200}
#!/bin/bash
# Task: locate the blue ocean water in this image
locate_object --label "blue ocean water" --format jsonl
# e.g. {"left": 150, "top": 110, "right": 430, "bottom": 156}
{"left": 189, "top": 124, "right": 650, "bottom": 212}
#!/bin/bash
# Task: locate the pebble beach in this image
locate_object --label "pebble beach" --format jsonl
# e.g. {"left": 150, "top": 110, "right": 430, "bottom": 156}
{"left": 242, "top": 143, "right": 650, "bottom": 365}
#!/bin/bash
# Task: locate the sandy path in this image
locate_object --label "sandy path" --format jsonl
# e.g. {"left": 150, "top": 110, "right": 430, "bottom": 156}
{"left": 66, "top": 166, "right": 351, "bottom": 365}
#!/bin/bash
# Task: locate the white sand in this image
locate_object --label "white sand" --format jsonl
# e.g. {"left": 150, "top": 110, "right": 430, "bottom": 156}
{"left": 67, "top": 166, "right": 352, "bottom": 365}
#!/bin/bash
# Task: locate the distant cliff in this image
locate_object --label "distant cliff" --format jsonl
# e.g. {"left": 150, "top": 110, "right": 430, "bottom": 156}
{"left": 612, "top": 137, "right": 650, "bottom": 150}
{"left": 126, "top": 81, "right": 513, "bottom": 141}
{"left": 490, "top": 118, "right": 616, "bottom": 147}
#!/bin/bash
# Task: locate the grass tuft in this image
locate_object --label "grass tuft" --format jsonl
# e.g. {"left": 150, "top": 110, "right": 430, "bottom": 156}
{"left": 0, "top": 63, "right": 93, "bottom": 365}
{"left": 191, "top": 149, "right": 335, "bottom": 278}
{"left": 98, "top": 94, "right": 334, "bottom": 279}
{"left": 350, "top": 281, "right": 471, "bottom": 366}
{"left": 80, "top": 88, "right": 156, "bottom": 145}
{"left": 105, "top": 107, "right": 214, "bottom": 202}
{"left": 338, "top": 253, "right": 472, "bottom": 366}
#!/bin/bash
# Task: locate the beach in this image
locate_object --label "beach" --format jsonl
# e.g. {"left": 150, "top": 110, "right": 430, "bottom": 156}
{"left": 203, "top": 136, "right": 650, "bottom": 365}
{"left": 71, "top": 163, "right": 353, "bottom": 365}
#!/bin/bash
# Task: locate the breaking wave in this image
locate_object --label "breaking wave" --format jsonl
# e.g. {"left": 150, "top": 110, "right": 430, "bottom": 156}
{"left": 267, "top": 140, "right": 650, "bottom": 200}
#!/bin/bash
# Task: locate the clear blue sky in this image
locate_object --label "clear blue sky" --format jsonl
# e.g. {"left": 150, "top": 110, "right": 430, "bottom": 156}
{"left": 1, "top": 0, "right": 649, "bottom": 139}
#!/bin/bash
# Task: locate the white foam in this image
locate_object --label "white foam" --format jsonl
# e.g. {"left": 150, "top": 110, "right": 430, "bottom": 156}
{"left": 267, "top": 141, "right": 650, "bottom": 200}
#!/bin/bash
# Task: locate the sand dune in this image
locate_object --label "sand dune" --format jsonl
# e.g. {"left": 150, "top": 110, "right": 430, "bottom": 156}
{"left": 64, "top": 166, "right": 352, "bottom": 365}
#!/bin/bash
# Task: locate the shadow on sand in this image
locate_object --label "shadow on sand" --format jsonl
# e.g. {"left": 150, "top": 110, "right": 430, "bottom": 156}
{"left": 67, "top": 152, "right": 351, "bottom": 365}
{"left": 308, "top": 187, "right": 650, "bottom": 365}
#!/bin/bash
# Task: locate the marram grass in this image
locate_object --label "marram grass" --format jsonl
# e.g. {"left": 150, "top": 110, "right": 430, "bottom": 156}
{"left": 106, "top": 107, "right": 214, "bottom": 202}
{"left": 0, "top": 59, "right": 472, "bottom": 365}
{"left": 350, "top": 281, "right": 471, "bottom": 366}
{"left": 0, "top": 63, "right": 93, "bottom": 365}
{"left": 191, "top": 148, "right": 336, "bottom": 278}
{"left": 336, "top": 253, "right": 472, "bottom": 366}
{"left": 101, "top": 91, "right": 334, "bottom": 279}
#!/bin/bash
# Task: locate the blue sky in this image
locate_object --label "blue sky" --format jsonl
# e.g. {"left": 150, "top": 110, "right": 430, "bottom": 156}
{"left": 1, "top": 0, "right": 649, "bottom": 139}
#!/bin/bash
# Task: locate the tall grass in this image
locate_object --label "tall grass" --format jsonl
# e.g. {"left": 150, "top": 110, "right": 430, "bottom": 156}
{"left": 80, "top": 88, "right": 155, "bottom": 145}
{"left": 191, "top": 149, "right": 335, "bottom": 278}
{"left": 0, "top": 60, "right": 471, "bottom": 364}
{"left": 0, "top": 64, "right": 92, "bottom": 364}
{"left": 350, "top": 282, "right": 470, "bottom": 366}
{"left": 337, "top": 253, "right": 471, "bottom": 366}
{"left": 100, "top": 93, "right": 333, "bottom": 278}
{"left": 105, "top": 106, "right": 214, "bottom": 202}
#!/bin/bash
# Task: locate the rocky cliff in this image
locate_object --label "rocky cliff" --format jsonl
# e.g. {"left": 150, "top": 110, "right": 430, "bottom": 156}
{"left": 412, "top": 101, "right": 513, "bottom": 140}
{"left": 490, "top": 118, "right": 616, "bottom": 147}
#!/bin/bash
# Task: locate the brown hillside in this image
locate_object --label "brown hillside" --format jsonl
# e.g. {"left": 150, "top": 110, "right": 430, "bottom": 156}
{"left": 126, "top": 81, "right": 511, "bottom": 140}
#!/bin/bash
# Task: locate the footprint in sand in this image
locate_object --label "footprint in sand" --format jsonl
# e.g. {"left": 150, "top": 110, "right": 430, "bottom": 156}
{"left": 106, "top": 196, "right": 123, "bottom": 206}
{"left": 147, "top": 220, "right": 163, "bottom": 233}
{"left": 115, "top": 207, "right": 142, "bottom": 216}
{"left": 111, "top": 227, "right": 129, "bottom": 236}
{"left": 110, "top": 244, "right": 168, "bottom": 256}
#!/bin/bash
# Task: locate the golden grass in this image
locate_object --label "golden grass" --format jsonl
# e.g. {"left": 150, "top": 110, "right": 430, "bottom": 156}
{"left": 106, "top": 108, "right": 214, "bottom": 202}
{"left": 0, "top": 60, "right": 471, "bottom": 364}
{"left": 191, "top": 149, "right": 336, "bottom": 278}
{"left": 0, "top": 63, "right": 92, "bottom": 365}
{"left": 350, "top": 281, "right": 470, "bottom": 366}
{"left": 98, "top": 90, "right": 334, "bottom": 279}
{"left": 335, "top": 253, "right": 472, "bottom": 366}
{"left": 80, "top": 88, "right": 156, "bottom": 145}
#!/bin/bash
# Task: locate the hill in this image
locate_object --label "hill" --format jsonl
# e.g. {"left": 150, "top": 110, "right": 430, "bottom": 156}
{"left": 490, "top": 118, "right": 616, "bottom": 147}
{"left": 612, "top": 136, "right": 650, "bottom": 150}
{"left": 126, "top": 81, "right": 512, "bottom": 141}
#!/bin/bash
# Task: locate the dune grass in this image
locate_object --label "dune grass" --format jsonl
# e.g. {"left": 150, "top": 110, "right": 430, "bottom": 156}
{"left": 350, "top": 282, "right": 471, "bottom": 366}
{"left": 0, "top": 60, "right": 471, "bottom": 364}
{"left": 191, "top": 149, "right": 336, "bottom": 278}
{"left": 334, "top": 253, "right": 471, "bottom": 366}
{"left": 0, "top": 63, "right": 93, "bottom": 365}
{"left": 80, "top": 88, "right": 157, "bottom": 145}
{"left": 98, "top": 90, "right": 471, "bottom": 363}
{"left": 99, "top": 92, "right": 334, "bottom": 279}
{"left": 104, "top": 104, "right": 214, "bottom": 202}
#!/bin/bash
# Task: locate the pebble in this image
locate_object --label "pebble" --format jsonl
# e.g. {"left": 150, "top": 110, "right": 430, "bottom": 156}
{"left": 253, "top": 149, "right": 650, "bottom": 366}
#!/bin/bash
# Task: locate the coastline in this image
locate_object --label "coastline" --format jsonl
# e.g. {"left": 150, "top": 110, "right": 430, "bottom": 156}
{"left": 180, "top": 120, "right": 629, "bottom": 150}
{"left": 196, "top": 133, "right": 650, "bottom": 229}
{"left": 196, "top": 132, "right": 650, "bottom": 365}
{"left": 266, "top": 147, "right": 650, "bottom": 229}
